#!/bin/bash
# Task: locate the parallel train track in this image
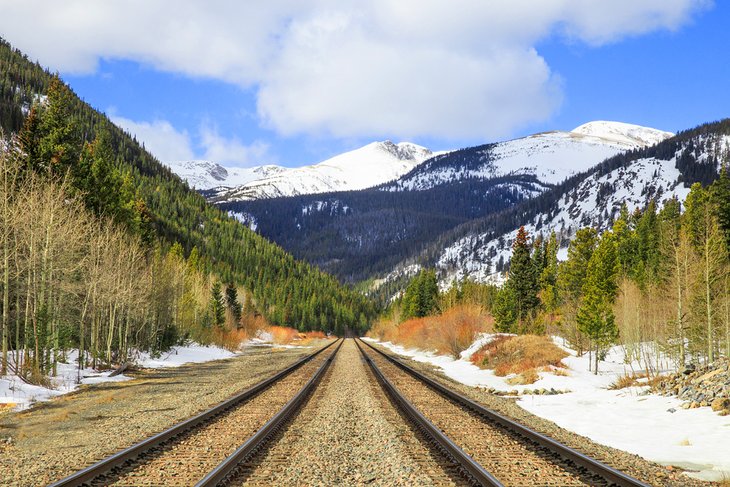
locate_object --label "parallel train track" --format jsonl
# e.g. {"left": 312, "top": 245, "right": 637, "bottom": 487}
{"left": 356, "top": 337, "right": 650, "bottom": 487}
{"left": 50, "top": 337, "right": 654, "bottom": 486}
{"left": 50, "top": 339, "right": 342, "bottom": 487}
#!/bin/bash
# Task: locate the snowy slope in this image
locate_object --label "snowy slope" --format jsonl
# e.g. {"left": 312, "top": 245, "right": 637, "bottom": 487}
{"left": 165, "top": 160, "right": 287, "bottom": 190}
{"left": 209, "top": 141, "right": 437, "bottom": 201}
{"left": 435, "top": 133, "right": 730, "bottom": 285}
{"left": 386, "top": 122, "right": 673, "bottom": 192}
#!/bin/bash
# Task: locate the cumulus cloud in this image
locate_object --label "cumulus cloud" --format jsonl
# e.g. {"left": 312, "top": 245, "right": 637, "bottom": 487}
{"left": 0, "top": 0, "right": 711, "bottom": 141}
{"left": 111, "top": 115, "right": 270, "bottom": 166}
{"left": 199, "top": 123, "right": 271, "bottom": 167}
{"left": 111, "top": 115, "right": 195, "bottom": 162}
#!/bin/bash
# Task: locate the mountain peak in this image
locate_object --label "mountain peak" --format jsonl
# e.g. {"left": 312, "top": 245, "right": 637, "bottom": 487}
{"left": 571, "top": 121, "right": 673, "bottom": 148}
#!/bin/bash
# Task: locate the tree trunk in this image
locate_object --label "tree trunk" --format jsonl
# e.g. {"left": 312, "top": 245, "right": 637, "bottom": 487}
{"left": 705, "top": 240, "right": 714, "bottom": 362}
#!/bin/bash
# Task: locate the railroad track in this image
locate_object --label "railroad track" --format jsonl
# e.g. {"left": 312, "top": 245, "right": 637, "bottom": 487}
{"left": 356, "top": 338, "right": 652, "bottom": 487}
{"left": 50, "top": 338, "right": 342, "bottom": 487}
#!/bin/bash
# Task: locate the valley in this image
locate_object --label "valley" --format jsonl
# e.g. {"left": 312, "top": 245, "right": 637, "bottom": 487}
{"left": 2, "top": 3, "right": 730, "bottom": 486}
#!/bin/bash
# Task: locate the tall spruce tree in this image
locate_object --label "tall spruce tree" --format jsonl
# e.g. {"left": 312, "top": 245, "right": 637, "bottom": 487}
{"left": 577, "top": 232, "right": 619, "bottom": 374}
{"left": 685, "top": 183, "right": 727, "bottom": 361}
{"left": 402, "top": 269, "right": 439, "bottom": 320}
{"left": 495, "top": 226, "right": 540, "bottom": 333}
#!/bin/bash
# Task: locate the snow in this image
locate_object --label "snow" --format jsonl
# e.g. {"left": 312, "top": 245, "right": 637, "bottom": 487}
{"left": 165, "top": 160, "right": 287, "bottom": 191}
{"left": 572, "top": 121, "right": 673, "bottom": 148}
{"left": 0, "top": 344, "right": 238, "bottom": 411}
{"left": 365, "top": 336, "right": 730, "bottom": 481}
{"left": 388, "top": 121, "right": 672, "bottom": 192}
{"left": 436, "top": 153, "right": 693, "bottom": 286}
{"left": 209, "top": 141, "right": 440, "bottom": 202}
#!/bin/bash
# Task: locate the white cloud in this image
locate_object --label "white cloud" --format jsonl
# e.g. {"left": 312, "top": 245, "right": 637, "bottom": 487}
{"left": 111, "top": 115, "right": 195, "bottom": 162}
{"left": 0, "top": 0, "right": 711, "bottom": 141}
{"left": 111, "top": 114, "right": 270, "bottom": 166}
{"left": 199, "top": 123, "right": 271, "bottom": 167}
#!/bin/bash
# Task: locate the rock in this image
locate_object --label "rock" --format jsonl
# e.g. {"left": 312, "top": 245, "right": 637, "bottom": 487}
{"left": 666, "top": 408, "right": 676, "bottom": 413}
{"left": 682, "top": 363, "right": 696, "bottom": 375}
{"left": 711, "top": 397, "right": 730, "bottom": 412}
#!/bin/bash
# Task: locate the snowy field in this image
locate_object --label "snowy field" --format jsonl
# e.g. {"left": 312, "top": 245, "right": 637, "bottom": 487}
{"left": 365, "top": 336, "right": 730, "bottom": 481}
{"left": 0, "top": 343, "right": 239, "bottom": 411}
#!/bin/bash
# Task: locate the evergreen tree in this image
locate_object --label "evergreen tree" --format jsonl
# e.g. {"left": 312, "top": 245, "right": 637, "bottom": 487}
{"left": 493, "top": 227, "right": 540, "bottom": 333}
{"left": 684, "top": 183, "right": 727, "bottom": 361}
{"left": 209, "top": 282, "right": 225, "bottom": 328}
{"left": 711, "top": 166, "right": 730, "bottom": 251}
{"left": 577, "top": 232, "right": 619, "bottom": 374}
{"left": 225, "top": 283, "right": 242, "bottom": 326}
{"left": 539, "top": 231, "right": 560, "bottom": 315}
{"left": 402, "top": 269, "right": 439, "bottom": 320}
{"left": 557, "top": 227, "right": 598, "bottom": 353}
{"left": 493, "top": 285, "right": 517, "bottom": 332}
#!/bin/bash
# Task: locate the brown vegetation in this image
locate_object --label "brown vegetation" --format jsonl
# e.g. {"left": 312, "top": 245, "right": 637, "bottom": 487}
{"left": 471, "top": 335, "right": 568, "bottom": 384}
{"left": 368, "top": 304, "right": 492, "bottom": 358}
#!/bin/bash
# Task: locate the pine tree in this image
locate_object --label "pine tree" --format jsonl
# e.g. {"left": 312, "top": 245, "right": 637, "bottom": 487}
{"left": 711, "top": 166, "right": 730, "bottom": 251}
{"left": 209, "top": 282, "right": 225, "bottom": 328}
{"left": 402, "top": 269, "right": 439, "bottom": 320}
{"left": 577, "top": 232, "right": 619, "bottom": 374}
{"left": 495, "top": 227, "right": 540, "bottom": 333}
{"left": 557, "top": 227, "right": 598, "bottom": 353}
{"left": 684, "top": 183, "right": 727, "bottom": 361}
{"left": 225, "top": 283, "right": 242, "bottom": 327}
{"left": 493, "top": 285, "right": 517, "bottom": 332}
{"left": 539, "top": 232, "right": 560, "bottom": 316}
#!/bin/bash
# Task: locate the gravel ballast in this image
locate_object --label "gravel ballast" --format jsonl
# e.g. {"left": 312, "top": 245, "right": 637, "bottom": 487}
{"left": 236, "top": 338, "right": 460, "bottom": 486}
{"left": 365, "top": 341, "right": 713, "bottom": 487}
{"left": 0, "top": 343, "right": 326, "bottom": 486}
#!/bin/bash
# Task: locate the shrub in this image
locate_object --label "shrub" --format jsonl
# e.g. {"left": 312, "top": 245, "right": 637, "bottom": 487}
{"left": 268, "top": 326, "right": 300, "bottom": 345}
{"left": 472, "top": 335, "right": 568, "bottom": 382}
{"left": 373, "top": 305, "right": 492, "bottom": 358}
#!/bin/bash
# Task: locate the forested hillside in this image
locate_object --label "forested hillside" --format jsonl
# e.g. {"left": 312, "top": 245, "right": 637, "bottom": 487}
{"left": 220, "top": 174, "right": 540, "bottom": 281}
{"left": 220, "top": 123, "right": 668, "bottom": 285}
{"left": 0, "top": 38, "right": 373, "bottom": 380}
{"left": 383, "top": 120, "right": 730, "bottom": 288}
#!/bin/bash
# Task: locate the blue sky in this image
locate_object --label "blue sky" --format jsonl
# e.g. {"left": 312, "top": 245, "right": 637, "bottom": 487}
{"left": 1, "top": 1, "right": 726, "bottom": 167}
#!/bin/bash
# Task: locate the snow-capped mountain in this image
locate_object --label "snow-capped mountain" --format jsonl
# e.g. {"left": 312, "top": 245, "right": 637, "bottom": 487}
{"left": 165, "top": 160, "right": 287, "bottom": 190}
{"left": 416, "top": 124, "right": 730, "bottom": 287}
{"left": 205, "top": 141, "right": 437, "bottom": 202}
{"left": 384, "top": 121, "right": 673, "bottom": 192}
{"left": 216, "top": 120, "right": 681, "bottom": 284}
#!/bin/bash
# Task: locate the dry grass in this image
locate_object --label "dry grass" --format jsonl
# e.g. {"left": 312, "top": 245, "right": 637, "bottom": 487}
{"left": 268, "top": 326, "right": 301, "bottom": 345}
{"left": 372, "top": 305, "right": 492, "bottom": 358}
{"left": 210, "top": 328, "right": 250, "bottom": 352}
{"left": 678, "top": 438, "right": 692, "bottom": 446}
{"left": 608, "top": 372, "right": 666, "bottom": 390}
{"left": 608, "top": 373, "right": 641, "bottom": 390}
{"left": 239, "top": 313, "right": 270, "bottom": 336}
{"left": 300, "top": 330, "right": 328, "bottom": 340}
{"left": 471, "top": 335, "right": 568, "bottom": 385}
{"left": 506, "top": 368, "right": 539, "bottom": 385}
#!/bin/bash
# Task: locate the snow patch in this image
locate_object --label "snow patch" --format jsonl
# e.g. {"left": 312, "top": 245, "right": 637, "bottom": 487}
{"left": 1, "top": 344, "right": 239, "bottom": 411}
{"left": 364, "top": 336, "right": 730, "bottom": 481}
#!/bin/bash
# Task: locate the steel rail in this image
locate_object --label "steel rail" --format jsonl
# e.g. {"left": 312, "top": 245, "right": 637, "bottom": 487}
{"left": 196, "top": 338, "right": 343, "bottom": 486}
{"left": 358, "top": 337, "right": 651, "bottom": 487}
{"left": 49, "top": 338, "right": 340, "bottom": 487}
{"left": 355, "top": 338, "right": 502, "bottom": 487}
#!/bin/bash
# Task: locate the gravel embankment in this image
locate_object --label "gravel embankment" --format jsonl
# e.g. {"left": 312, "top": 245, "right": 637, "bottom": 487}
{"left": 366, "top": 341, "right": 713, "bottom": 487}
{"left": 0, "top": 342, "right": 328, "bottom": 486}
{"left": 235, "top": 339, "right": 462, "bottom": 486}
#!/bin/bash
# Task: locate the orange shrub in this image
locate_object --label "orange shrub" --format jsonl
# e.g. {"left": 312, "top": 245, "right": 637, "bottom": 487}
{"left": 240, "top": 313, "right": 271, "bottom": 336}
{"left": 300, "top": 330, "right": 328, "bottom": 340}
{"left": 211, "top": 328, "right": 249, "bottom": 352}
{"left": 471, "top": 335, "right": 567, "bottom": 380}
{"left": 268, "top": 325, "right": 300, "bottom": 345}
{"left": 378, "top": 305, "right": 492, "bottom": 358}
